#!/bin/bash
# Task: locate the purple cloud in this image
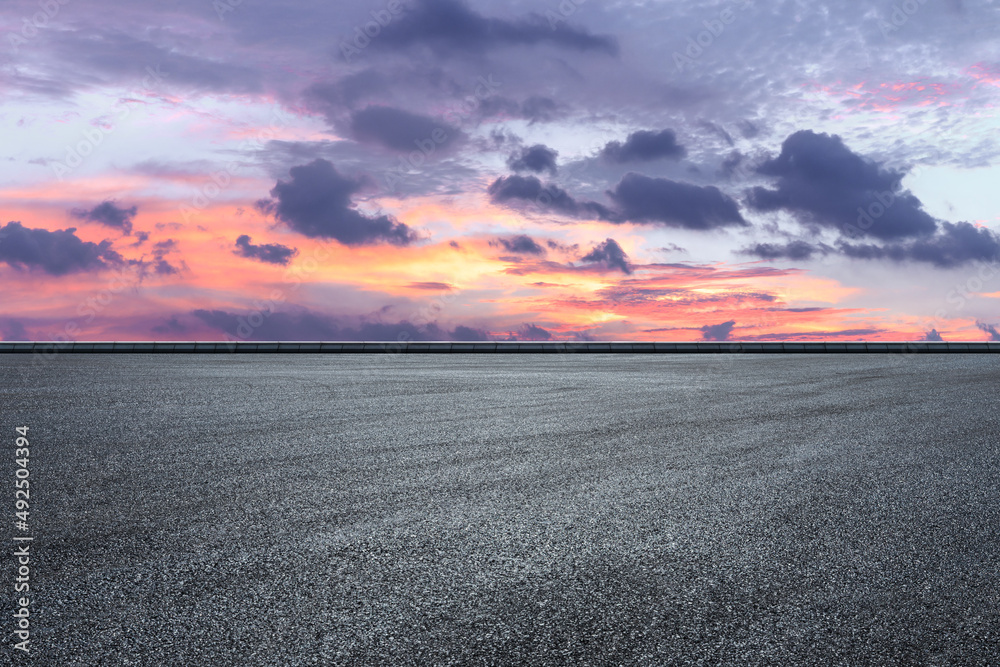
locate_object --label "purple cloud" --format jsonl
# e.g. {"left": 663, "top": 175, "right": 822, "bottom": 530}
{"left": 234, "top": 235, "right": 298, "bottom": 266}
{"left": 0, "top": 222, "right": 122, "bottom": 276}
{"left": 601, "top": 129, "right": 687, "bottom": 163}
{"left": 257, "top": 159, "right": 419, "bottom": 246}
{"left": 581, "top": 239, "right": 632, "bottom": 275}
{"left": 70, "top": 201, "right": 137, "bottom": 235}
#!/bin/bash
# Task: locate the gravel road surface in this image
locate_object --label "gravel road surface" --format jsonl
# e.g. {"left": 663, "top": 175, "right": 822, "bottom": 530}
{"left": 2, "top": 354, "right": 998, "bottom": 665}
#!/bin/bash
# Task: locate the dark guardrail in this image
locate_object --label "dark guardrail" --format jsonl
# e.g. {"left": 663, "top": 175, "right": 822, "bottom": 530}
{"left": 1, "top": 341, "right": 1000, "bottom": 353}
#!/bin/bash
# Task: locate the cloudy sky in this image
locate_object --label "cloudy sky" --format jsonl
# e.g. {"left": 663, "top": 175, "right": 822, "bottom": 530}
{"left": 2, "top": 0, "right": 999, "bottom": 342}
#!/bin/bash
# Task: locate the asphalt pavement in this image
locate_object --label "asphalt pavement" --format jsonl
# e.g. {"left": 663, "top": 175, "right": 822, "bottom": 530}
{"left": 2, "top": 354, "right": 998, "bottom": 665}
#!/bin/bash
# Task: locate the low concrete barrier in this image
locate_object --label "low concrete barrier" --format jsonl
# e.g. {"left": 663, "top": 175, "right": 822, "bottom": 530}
{"left": 1, "top": 341, "right": 999, "bottom": 353}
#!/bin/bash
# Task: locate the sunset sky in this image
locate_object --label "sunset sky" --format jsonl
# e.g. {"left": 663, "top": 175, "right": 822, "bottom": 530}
{"left": 2, "top": 0, "right": 1000, "bottom": 342}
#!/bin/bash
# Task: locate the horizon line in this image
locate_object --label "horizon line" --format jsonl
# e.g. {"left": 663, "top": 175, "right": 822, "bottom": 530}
{"left": 2, "top": 341, "right": 1000, "bottom": 354}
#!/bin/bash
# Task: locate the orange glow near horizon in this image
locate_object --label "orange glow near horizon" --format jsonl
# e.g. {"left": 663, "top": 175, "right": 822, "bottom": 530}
{"left": 2, "top": 194, "right": 998, "bottom": 342}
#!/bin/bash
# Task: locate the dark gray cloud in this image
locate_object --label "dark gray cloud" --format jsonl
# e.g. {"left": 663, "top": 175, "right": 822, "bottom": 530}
{"left": 479, "top": 96, "right": 565, "bottom": 124}
{"left": 719, "top": 151, "right": 745, "bottom": 179}
{"left": 193, "top": 308, "right": 487, "bottom": 342}
{"left": 737, "top": 120, "right": 761, "bottom": 139}
{"left": 740, "top": 240, "right": 830, "bottom": 261}
{"left": 452, "top": 325, "right": 490, "bottom": 341}
{"left": 48, "top": 30, "right": 261, "bottom": 95}
{"left": 489, "top": 172, "right": 745, "bottom": 230}
{"left": 923, "top": 329, "right": 944, "bottom": 342}
{"left": 1, "top": 319, "right": 29, "bottom": 341}
{"left": 257, "top": 159, "right": 419, "bottom": 245}
{"left": 488, "top": 175, "right": 614, "bottom": 220}
{"left": 147, "top": 239, "right": 183, "bottom": 276}
{"left": 305, "top": 70, "right": 391, "bottom": 113}
{"left": 301, "top": 65, "right": 472, "bottom": 126}
{"left": 70, "top": 200, "right": 137, "bottom": 235}
{"left": 601, "top": 129, "right": 687, "bottom": 163}
{"left": 376, "top": 0, "right": 619, "bottom": 56}
{"left": 748, "top": 130, "right": 938, "bottom": 240}
{"left": 152, "top": 315, "right": 190, "bottom": 336}
{"left": 520, "top": 96, "right": 563, "bottom": 124}
{"left": 477, "top": 96, "right": 524, "bottom": 119}
{"left": 580, "top": 239, "right": 632, "bottom": 274}
{"left": 508, "top": 144, "right": 558, "bottom": 175}
{"left": 495, "top": 235, "right": 546, "bottom": 255}
{"left": 0, "top": 221, "right": 122, "bottom": 276}
{"left": 749, "top": 328, "right": 882, "bottom": 342}
{"left": 838, "top": 222, "right": 1000, "bottom": 268}
{"left": 701, "top": 320, "right": 736, "bottom": 341}
{"left": 698, "top": 121, "right": 734, "bottom": 147}
{"left": 193, "top": 308, "right": 339, "bottom": 341}
{"left": 516, "top": 323, "right": 552, "bottom": 341}
{"left": 607, "top": 173, "right": 746, "bottom": 230}
{"left": 350, "top": 105, "right": 461, "bottom": 153}
{"left": 741, "top": 222, "right": 1000, "bottom": 268}
{"left": 977, "top": 322, "right": 1000, "bottom": 341}
{"left": 234, "top": 235, "right": 298, "bottom": 265}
